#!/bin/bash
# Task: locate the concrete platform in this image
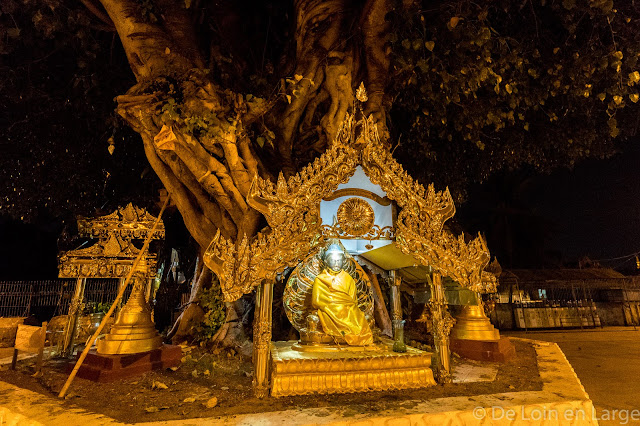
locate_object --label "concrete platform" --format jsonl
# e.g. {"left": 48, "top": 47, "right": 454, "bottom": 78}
{"left": 450, "top": 336, "right": 516, "bottom": 362}
{"left": 0, "top": 339, "right": 598, "bottom": 425}
{"left": 71, "top": 345, "right": 182, "bottom": 383}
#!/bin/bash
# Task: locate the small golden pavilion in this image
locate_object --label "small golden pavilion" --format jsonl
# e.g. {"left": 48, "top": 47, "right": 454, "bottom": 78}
{"left": 57, "top": 204, "right": 164, "bottom": 356}
{"left": 204, "top": 84, "right": 498, "bottom": 398}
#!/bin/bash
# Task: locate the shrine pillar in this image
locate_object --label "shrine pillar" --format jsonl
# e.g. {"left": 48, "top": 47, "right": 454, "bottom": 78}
{"left": 60, "top": 277, "right": 86, "bottom": 357}
{"left": 429, "top": 272, "right": 454, "bottom": 383}
{"left": 146, "top": 277, "right": 153, "bottom": 303}
{"left": 117, "top": 277, "right": 127, "bottom": 310}
{"left": 253, "top": 280, "right": 273, "bottom": 398}
{"left": 388, "top": 270, "right": 406, "bottom": 352}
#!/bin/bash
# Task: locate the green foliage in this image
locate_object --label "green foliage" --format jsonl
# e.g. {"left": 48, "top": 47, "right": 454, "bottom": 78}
{"left": 195, "top": 279, "right": 226, "bottom": 342}
{"left": 84, "top": 301, "right": 111, "bottom": 314}
{"left": 389, "top": 0, "right": 640, "bottom": 200}
{"left": 151, "top": 76, "right": 266, "bottom": 148}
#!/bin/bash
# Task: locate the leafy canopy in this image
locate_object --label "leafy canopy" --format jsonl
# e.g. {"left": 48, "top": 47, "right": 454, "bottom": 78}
{"left": 389, "top": 0, "right": 639, "bottom": 200}
{"left": 1, "top": 0, "right": 639, "bottom": 220}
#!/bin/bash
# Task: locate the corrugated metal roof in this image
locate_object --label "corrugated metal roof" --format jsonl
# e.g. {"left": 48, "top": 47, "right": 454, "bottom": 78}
{"left": 498, "top": 268, "right": 639, "bottom": 290}
{"left": 500, "top": 268, "right": 626, "bottom": 281}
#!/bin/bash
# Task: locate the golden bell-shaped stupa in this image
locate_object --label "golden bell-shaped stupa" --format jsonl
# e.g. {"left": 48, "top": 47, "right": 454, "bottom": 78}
{"left": 450, "top": 293, "right": 500, "bottom": 341}
{"left": 97, "top": 260, "right": 162, "bottom": 354}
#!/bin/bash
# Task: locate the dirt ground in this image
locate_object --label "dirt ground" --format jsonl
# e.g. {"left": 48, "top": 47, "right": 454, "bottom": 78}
{"left": 0, "top": 339, "right": 540, "bottom": 423}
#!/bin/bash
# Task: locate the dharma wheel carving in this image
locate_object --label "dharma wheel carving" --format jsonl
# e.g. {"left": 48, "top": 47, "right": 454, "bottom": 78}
{"left": 336, "top": 197, "right": 375, "bottom": 237}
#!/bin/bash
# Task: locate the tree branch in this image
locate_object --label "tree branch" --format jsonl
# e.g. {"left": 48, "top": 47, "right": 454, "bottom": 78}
{"left": 98, "top": 0, "right": 194, "bottom": 79}
{"left": 154, "top": 0, "right": 205, "bottom": 68}
{"left": 271, "top": 0, "right": 349, "bottom": 172}
{"left": 80, "top": 0, "right": 116, "bottom": 30}
{"left": 360, "top": 0, "right": 392, "bottom": 140}
{"left": 142, "top": 134, "right": 217, "bottom": 247}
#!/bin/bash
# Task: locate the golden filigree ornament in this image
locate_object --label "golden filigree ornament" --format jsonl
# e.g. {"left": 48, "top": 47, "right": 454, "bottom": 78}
{"left": 77, "top": 203, "right": 165, "bottom": 241}
{"left": 58, "top": 234, "right": 158, "bottom": 279}
{"left": 336, "top": 197, "right": 375, "bottom": 237}
{"left": 355, "top": 82, "right": 368, "bottom": 103}
{"left": 321, "top": 223, "right": 394, "bottom": 241}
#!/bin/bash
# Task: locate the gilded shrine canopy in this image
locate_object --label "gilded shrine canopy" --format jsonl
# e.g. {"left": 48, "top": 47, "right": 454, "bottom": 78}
{"left": 58, "top": 204, "right": 164, "bottom": 279}
{"left": 204, "top": 84, "right": 496, "bottom": 301}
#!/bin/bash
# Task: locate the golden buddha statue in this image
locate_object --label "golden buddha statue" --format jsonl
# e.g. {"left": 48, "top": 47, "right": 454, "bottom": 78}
{"left": 310, "top": 243, "right": 373, "bottom": 346}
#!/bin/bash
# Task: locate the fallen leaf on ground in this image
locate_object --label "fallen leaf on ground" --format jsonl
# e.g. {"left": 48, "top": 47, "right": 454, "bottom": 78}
{"left": 183, "top": 397, "right": 196, "bottom": 403}
{"left": 145, "top": 407, "right": 159, "bottom": 413}
{"left": 152, "top": 381, "right": 168, "bottom": 390}
{"left": 204, "top": 397, "right": 218, "bottom": 408}
{"left": 191, "top": 369, "right": 198, "bottom": 378}
{"left": 169, "top": 366, "right": 179, "bottom": 371}
{"left": 203, "top": 369, "right": 210, "bottom": 376}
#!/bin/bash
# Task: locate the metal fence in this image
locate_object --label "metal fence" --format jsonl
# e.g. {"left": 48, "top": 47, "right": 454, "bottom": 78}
{"left": 0, "top": 279, "right": 120, "bottom": 318}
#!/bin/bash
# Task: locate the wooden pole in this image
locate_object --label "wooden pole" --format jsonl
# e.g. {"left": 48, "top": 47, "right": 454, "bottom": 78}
{"left": 58, "top": 196, "right": 169, "bottom": 399}
{"left": 35, "top": 321, "right": 47, "bottom": 374}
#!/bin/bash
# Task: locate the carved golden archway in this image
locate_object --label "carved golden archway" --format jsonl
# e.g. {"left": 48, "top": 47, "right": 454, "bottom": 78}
{"left": 204, "top": 84, "right": 496, "bottom": 302}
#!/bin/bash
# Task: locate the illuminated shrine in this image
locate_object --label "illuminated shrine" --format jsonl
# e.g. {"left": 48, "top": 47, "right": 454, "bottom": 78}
{"left": 204, "top": 84, "right": 500, "bottom": 397}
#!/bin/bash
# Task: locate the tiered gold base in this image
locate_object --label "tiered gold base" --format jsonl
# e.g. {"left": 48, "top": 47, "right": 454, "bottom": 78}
{"left": 96, "top": 328, "right": 162, "bottom": 355}
{"left": 270, "top": 340, "right": 436, "bottom": 397}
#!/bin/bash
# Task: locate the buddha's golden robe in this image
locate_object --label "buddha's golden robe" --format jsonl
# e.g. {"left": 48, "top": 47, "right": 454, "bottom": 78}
{"left": 311, "top": 269, "right": 373, "bottom": 346}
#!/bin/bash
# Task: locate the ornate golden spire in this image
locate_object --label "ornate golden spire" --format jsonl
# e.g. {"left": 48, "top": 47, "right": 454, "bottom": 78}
{"left": 355, "top": 82, "right": 368, "bottom": 103}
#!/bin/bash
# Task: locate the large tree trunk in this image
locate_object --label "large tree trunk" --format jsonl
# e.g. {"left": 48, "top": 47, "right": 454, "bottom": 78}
{"left": 96, "top": 0, "right": 393, "bottom": 347}
{"left": 167, "top": 255, "right": 208, "bottom": 342}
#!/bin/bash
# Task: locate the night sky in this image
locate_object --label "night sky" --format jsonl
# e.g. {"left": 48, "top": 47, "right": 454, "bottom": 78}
{"left": 537, "top": 140, "right": 640, "bottom": 265}
{"left": 458, "top": 139, "right": 640, "bottom": 270}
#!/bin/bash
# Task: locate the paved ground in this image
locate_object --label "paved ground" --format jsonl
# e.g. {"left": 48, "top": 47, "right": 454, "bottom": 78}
{"left": 505, "top": 326, "right": 640, "bottom": 425}
{"left": 0, "top": 341, "right": 595, "bottom": 425}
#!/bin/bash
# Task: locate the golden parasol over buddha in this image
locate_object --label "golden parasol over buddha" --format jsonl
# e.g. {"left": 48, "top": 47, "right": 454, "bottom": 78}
{"left": 311, "top": 242, "right": 373, "bottom": 346}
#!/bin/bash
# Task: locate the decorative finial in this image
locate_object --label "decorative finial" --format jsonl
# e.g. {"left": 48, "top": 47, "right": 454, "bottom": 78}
{"left": 355, "top": 82, "right": 368, "bottom": 103}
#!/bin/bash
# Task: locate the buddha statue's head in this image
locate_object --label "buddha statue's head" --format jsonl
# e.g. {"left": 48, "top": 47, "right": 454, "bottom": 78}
{"left": 323, "top": 243, "right": 345, "bottom": 273}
